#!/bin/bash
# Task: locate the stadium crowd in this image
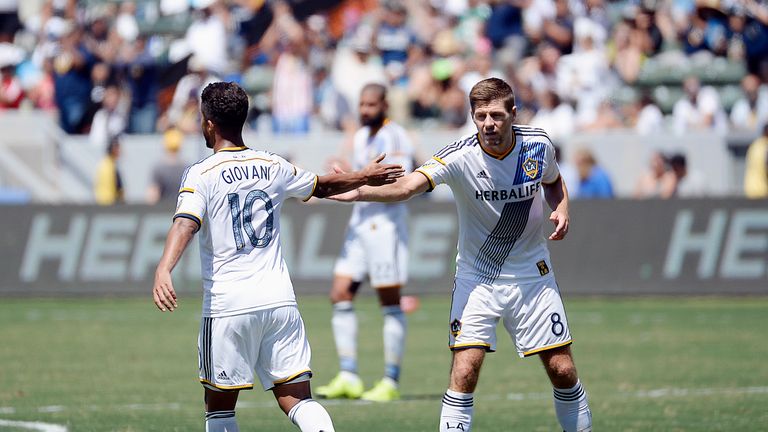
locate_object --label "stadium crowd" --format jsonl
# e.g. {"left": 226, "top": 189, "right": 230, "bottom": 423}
{"left": 0, "top": 0, "right": 767, "bottom": 199}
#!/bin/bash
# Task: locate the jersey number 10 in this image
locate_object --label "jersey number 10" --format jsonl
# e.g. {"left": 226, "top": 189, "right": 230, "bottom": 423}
{"left": 227, "top": 190, "right": 274, "bottom": 250}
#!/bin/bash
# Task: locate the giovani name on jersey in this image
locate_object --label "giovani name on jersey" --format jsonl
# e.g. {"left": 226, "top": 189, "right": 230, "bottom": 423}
{"left": 221, "top": 164, "right": 272, "bottom": 184}
{"left": 475, "top": 181, "right": 541, "bottom": 201}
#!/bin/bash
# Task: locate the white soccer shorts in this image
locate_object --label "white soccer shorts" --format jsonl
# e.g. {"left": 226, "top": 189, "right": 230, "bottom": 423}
{"left": 448, "top": 276, "right": 572, "bottom": 357}
{"left": 334, "top": 219, "right": 408, "bottom": 288}
{"left": 198, "top": 305, "right": 312, "bottom": 391}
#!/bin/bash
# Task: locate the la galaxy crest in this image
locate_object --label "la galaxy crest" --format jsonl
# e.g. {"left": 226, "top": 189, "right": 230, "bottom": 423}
{"left": 450, "top": 319, "right": 462, "bottom": 337}
{"left": 523, "top": 157, "right": 538, "bottom": 179}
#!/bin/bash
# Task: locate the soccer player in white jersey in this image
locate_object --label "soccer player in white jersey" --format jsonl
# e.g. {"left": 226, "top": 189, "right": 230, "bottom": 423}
{"left": 316, "top": 83, "right": 414, "bottom": 402}
{"left": 151, "top": 82, "right": 404, "bottom": 432}
{"left": 329, "top": 78, "right": 593, "bottom": 432}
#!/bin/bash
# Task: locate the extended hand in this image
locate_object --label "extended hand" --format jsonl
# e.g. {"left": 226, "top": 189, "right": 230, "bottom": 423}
{"left": 153, "top": 271, "right": 178, "bottom": 312}
{"left": 362, "top": 153, "right": 404, "bottom": 186}
{"left": 548, "top": 210, "right": 569, "bottom": 241}
{"left": 326, "top": 165, "right": 361, "bottom": 202}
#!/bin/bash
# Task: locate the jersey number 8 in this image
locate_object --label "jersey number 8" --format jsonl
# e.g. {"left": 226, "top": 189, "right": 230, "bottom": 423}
{"left": 227, "top": 190, "right": 274, "bottom": 250}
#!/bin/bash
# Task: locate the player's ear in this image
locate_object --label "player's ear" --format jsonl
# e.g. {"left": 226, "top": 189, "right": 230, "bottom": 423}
{"left": 510, "top": 105, "right": 517, "bottom": 122}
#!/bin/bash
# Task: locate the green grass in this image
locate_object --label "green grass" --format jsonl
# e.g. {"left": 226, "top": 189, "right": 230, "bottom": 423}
{"left": 0, "top": 296, "right": 766, "bottom": 431}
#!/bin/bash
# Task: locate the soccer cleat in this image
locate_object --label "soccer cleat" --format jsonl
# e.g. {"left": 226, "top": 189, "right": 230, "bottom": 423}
{"left": 361, "top": 379, "right": 400, "bottom": 402}
{"left": 315, "top": 373, "right": 364, "bottom": 399}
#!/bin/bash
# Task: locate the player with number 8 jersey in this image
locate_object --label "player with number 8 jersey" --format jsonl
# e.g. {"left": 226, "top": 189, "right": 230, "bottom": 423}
{"left": 326, "top": 78, "right": 592, "bottom": 432}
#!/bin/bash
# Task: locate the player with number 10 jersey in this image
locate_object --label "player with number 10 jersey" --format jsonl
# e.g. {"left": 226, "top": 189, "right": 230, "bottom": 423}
{"left": 176, "top": 148, "right": 315, "bottom": 318}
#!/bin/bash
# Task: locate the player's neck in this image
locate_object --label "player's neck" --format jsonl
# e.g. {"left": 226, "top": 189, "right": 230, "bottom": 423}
{"left": 368, "top": 118, "right": 388, "bottom": 137}
{"left": 213, "top": 136, "right": 246, "bottom": 153}
{"left": 479, "top": 130, "right": 516, "bottom": 158}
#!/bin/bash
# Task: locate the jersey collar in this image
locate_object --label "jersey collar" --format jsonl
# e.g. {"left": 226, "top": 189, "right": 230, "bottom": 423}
{"left": 218, "top": 146, "right": 249, "bottom": 152}
{"left": 478, "top": 129, "right": 517, "bottom": 160}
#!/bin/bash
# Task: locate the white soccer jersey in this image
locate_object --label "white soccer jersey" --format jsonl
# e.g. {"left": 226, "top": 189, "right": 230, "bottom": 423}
{"left": 175, "top": 146, "right": 317, "bottom": 318}
{"left": 416, "top": 126, "right": 560, "bottom": 283}
{"left": 349, "top": 120, "right": 414, "bottom": 226}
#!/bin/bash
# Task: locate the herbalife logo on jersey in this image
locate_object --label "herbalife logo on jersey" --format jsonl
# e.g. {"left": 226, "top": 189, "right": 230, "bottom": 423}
{"left": 474, "top": 181, "right": 541, "bottom": 201}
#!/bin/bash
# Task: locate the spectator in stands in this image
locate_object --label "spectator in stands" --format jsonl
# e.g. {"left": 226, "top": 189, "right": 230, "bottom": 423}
{"left": 0, "top": 0, "right": 19, "bottom": 44}
{"left": 628, "top": 3, "right": 664, "bottom": 57}
{"left": 684, "top": 0, "right": 729, "bottom": 56}
{"left": 374, "top": 0, "right": 418, "bottom": 86}
{"left": 521, "top": 42, "right": 561, "bottom": 97}
{"left": 730, "top": 74, "right": 768, "bottom": 132}
{"left": 529, "top": 89, "right": 575, "bottom": 143}
{"left": 672, "top": 75, "right": 728, "bottom": 135}
{"left": 53, "top": 25, "right": 96, "bottom": 134}
{"left": 435, "top": 61, "right": 469, "bottom": 129}
{"left": 28, "top": 55, "right": 55, "bottom": 111}
{"left": 114, "top": 1, "right": 139, "bottom": 44}
{"left": 578, "top": 98, "right": 623, "bottom": 131}
{"left": 330, "top": 26, "right": 387, "bottom": 122}
{"left": 633, "top": 92, "right": 664, "bottom": 135}
{"left": 634, "top": 151, "right": 668, "bottom": 198}
{"left": 741, "top": 0, "right": 768, "bottom": 80}
{"left": 94, "top": 135, "right": 124, "bottom": 205}
{"left": 659, "top": 152, "right": 706, "bottom": 198}
{"left": 184, "top": 0, "right": 228, "bottom": 76}
{"left": 270, "top": 1, "right": 312, "bottom": 134}
{"left": 89, "top": 84, "right": 128, "bottom": 151}
{"left": 556, "top": 20, "right": 609, "bottom": 105}
{"left": 147, "top": 128, "right": 187, "bottom": 204}
{"left": 485, "top": 0, "right": 525, "bottom": 63}
{"left": 0, "top": 57, "right": 23, "bottom": 109}
{"left": 744, "top": 123, "right": 768, "bottom": 198}
{"left": 608, "top": 18, "right": 643, "bottom": 84}
{"left": 573, "top": 147, "right": 613, "bottom": 199}
{"left": 541, "top": 0, "right": 575, "bottom": 55}
{"left": 121, "top": 36, "right": 160, "bottom": 134}
{"left": 164, "top": 55, "right": 218, "bottom": 132}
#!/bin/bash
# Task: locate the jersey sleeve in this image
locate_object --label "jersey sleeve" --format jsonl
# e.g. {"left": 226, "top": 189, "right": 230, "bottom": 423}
{"left": 541, "top": 137, "right": 561, "bottom": 185}
{"left": 278, "top": 157, "right": 318, "bottom": 201}
{"left": 174, "top": 165, "right": 206, "bottom": 231}
{"left": 414, "top": 143, "right": 462, "bottom": 191}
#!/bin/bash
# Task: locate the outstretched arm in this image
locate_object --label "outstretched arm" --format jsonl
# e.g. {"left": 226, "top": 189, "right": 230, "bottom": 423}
{"left": 312, "top": 154, "right": 404, "bottom": 198}
{"left": 153, "top": 217, "right": 198, "bottom": 312}
{"left": 543, "top": 176, "right": 570, "bottom": 241}
{"left": 328, "top": 171, "right": 431, "bottom": 203}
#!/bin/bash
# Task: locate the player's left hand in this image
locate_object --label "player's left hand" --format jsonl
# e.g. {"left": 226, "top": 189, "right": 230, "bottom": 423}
{"left": 153, "top": 270, "right": 178, "bottom": 312}
{"left": 362, "top": 153, "right": 405, "bottom": 186}
{"left": 548, "top": 210, "right": 569, "bottom": 240}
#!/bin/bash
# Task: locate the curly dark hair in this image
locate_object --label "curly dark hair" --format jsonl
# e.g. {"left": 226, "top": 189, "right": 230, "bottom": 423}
{"left": 200, "top": 82, "right": 249, "bottom": 132}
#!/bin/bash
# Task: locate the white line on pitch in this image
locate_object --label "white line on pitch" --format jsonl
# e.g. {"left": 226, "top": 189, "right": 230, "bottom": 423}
{"left": 1, "top": 386, "right": 766, "bottom": 414}
{"left": 0, "top": 419, "right": 67, "bottom": 432}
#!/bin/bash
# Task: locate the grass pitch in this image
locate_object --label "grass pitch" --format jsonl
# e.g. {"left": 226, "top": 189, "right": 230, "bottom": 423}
{"left": 0, "top": 295, "right": 766, "bottom": 431}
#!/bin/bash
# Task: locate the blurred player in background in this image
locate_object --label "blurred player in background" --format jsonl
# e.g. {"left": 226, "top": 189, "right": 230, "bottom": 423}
{"left": 329, "top": 78, "right": 592, "bottom": 431}
{"left": 152, "top": 82, "right": 404, "bottom": 432}
{"left": 316, "top": 83, "right": 414, "bottom": 402}
{"left": 146, "top": 127, "right": 187, "bottom": 203}
{"left": 93, "top": 135, "right": 124, "bottom": 205}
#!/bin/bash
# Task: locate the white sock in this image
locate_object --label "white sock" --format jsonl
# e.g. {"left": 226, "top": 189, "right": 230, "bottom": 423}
{"left": 288, "top": 398, "right": 336, "bottom": 432}
{"left": 440, "top": 389, "right": 473, "bottom": 432}
{"left": 553, "top": 380, "right": 592, "bottom": 432}
{"left": 331, "top": 301, "right": 358, "bottom": 373}
{"left": 382, "top": 305, "right": 406, "bottom": 383}
{"left": 205, "top": 410, "right": 239, "bottom": 432}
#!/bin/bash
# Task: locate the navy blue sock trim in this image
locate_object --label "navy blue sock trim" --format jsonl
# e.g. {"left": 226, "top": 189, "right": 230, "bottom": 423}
{"left": 205, "top": 410, "right": 236, "bottom": 420}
